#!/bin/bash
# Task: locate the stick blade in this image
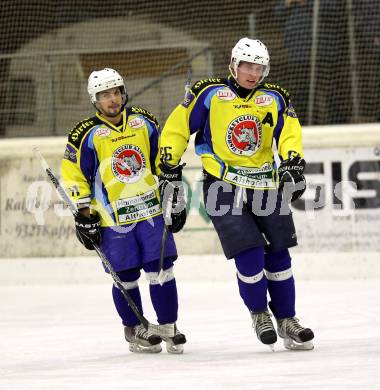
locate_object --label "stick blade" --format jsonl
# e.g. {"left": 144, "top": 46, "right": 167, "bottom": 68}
{"left": 32, "top": 146, "right": 50, "bottom": 171}
{"left": 157, "top": 269, "right": 166, "bottom": 286}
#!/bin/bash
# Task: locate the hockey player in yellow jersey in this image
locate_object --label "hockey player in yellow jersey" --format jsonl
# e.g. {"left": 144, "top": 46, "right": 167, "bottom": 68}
{"left": 157, "top": 38, "right": 314, "bottom": 351}
{"left": 61, "top": 68, "right": 186, "bottom": 354}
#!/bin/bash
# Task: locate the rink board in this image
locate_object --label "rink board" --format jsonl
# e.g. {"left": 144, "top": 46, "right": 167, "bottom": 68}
{"left": 0, "top": 123, "right": 379, "bottom": 259}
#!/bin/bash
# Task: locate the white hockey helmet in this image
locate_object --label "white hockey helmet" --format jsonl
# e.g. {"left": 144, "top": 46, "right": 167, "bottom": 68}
{"left": 229, "top": 37, "right": 270, "bottom": 83}
{"left": 87, "top": 68, "right": 128, "bottom": 106}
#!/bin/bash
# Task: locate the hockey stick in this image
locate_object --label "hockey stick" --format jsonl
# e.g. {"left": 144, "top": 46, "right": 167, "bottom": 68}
{"left": 184, "top": 68, "right": 193, "bottom": 99}
{"left": 157, "top": 187, "right": 173, "bottom": 285}
{"left": 33, "top": 147, "right": 175, "bottom": 338}
{"left": 157, "top": 69, "right": 192, "bottom": 285}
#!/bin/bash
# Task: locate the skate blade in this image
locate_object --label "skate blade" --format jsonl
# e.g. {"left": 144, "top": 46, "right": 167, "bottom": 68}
{"left": 268, "top": 344, "right": 275, "bottom": 352}
{"left": 283, "top": 338, "right": 314, "bottom": 351}
{"left": 166, "top": 341, "right": 184, "bottom": 354}
{"left": 129, "top": 343, "right": 162, "bottom": 353}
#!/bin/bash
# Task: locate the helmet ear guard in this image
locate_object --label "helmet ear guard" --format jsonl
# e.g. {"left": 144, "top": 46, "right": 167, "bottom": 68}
{"left": 229, "top": 37, "right": 270, "bottom": 83}
{"left": 87, "top": 68, "right": 128, "bottom": 109}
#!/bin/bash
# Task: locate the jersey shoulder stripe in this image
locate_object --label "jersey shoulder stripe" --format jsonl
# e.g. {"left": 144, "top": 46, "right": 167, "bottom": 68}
{"left": 68, "top": 116, "right": 101, "bottom": 149}
{"left": 191, "top": 78, "right": 227, "bottom": 97}
{"left": 260, "top": 83, "right": 290, "bottom": 107}
{"left": 130, "top": 106, "right": 159, "bottom": 127}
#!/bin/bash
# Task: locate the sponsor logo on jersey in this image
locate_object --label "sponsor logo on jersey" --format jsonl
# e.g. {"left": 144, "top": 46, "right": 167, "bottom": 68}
{"left": 216, "top": 88, "right": 236, "bottom": 101}
{"left": 254, "top": 94, "right": 273, "bottom": 106}
{"left": 95, "top": 127, "right": 111, "bottom": 137}
{"left": 111, "top": 135, "right": 135, "bottom": 142}
{"left": 223, "top": 162, "right": 275, "bottom": 189}
{"left": 112, "top": 144, "right": 146, "bottom": 183}
{"left": 226, "top": 115, "right": 262, "bottom": 156}
{"left": 128, "top": 117, "right": 145, "bottom": 129}
{"left": 264, "top": 83, "right": 290, "bottom": 98}
{"left": 70, "top": 119, "right": 94, "bottom": 142}
{"left": 63, "top": 144, "right": 77, "bottom": 163}
{"left": 233, "top": 104, "right": 251, "bottom": 109}
{"left": 193, "top": 78, "right": 222, "bottom": 90}
{"left": 130, "top": 107, "right": 159, "bottom": 126}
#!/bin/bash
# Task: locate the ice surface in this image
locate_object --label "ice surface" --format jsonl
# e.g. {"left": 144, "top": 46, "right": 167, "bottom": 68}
{"left": 1, "top": 276, "right": 380, "bottom": 389}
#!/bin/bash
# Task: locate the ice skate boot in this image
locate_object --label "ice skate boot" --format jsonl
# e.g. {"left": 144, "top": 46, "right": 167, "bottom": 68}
{"left": 276, "top": 317, "right": 314, "bottom": 350}
{"left": 124, "top": 324, "right": 162, "bottom": 353}
{"left": 163, "top": 323, "right": 186, "bottom": 354}
{"left": 250, "top": 310, "right": 277, "bottom": 351}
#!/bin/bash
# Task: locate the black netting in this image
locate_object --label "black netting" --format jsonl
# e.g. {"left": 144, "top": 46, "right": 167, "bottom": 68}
{"left": 0, "top": 0, "right": 379, "bottom": 138}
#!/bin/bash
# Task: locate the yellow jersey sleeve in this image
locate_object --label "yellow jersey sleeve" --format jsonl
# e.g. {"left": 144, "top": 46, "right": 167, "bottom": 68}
{"left": 277, "top": 100, "right": 304, "bottom": 160}
{"left": 61, "top": 118, "right": 98, "bottom": 208}
{"left": 156, "top": 78, "right": 226, "bottom": 173}
{"left": 156, "top": 103, "right": 191, "bottom": 169}
{"left": 261, "top": 84, "right": 303, "bottom": 160}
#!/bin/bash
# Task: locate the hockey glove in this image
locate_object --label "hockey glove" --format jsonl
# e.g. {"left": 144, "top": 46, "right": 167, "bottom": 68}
{"left": 159, "top": 162, "right": 187, "bottom": 233}
{"left": 278, "top": 156, "right": 306, "bottom": 203}
{"left": 74, "top": 213, "right": 101, "bottom": 250}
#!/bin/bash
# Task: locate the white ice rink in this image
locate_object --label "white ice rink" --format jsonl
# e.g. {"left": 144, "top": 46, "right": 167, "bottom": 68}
{"left": 1, "top": 256, "right": 380, "bottom": 390}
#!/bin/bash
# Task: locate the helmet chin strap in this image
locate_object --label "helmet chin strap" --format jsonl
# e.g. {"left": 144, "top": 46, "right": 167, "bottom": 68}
{"left": 229, "top": 62, "right": 251, "bottom": 88}
{"left": 229, "top": 62, "right": 238, "bottom": 80}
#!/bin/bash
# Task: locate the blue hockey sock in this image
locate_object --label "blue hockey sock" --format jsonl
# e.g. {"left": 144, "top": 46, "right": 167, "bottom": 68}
{"left": 112, "top": 268, "right": 143, "bottom": 327}
{"left": 234, "top": 246, "right": 267, "bottom": 312}
{"left": 143, "top": 258, "right": 178, "bottom": 325}
{"left": 265, "top": 249, "right": 295, "bottom": 319}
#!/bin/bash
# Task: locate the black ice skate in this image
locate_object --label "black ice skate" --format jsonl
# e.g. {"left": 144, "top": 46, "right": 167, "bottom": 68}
{"left": 250, "top": 310, "right": 277, "bottom": 351}
{"left": 124, "top": 324, "right": 162, "bottom": 353}
{"left": 276, "top": 317, "right": 314, "bottom": 350}
{"left": 162, "top": 323, "right": 186, "bottom": 354}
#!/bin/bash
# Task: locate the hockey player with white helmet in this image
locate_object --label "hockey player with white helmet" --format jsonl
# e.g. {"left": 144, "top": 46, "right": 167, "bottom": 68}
{"left": 62, "top": 68, "right": 186, "bottom": 354}
{"left": 157, "top": 38, "right": 314, "bottom": 351}
{"left": 87, "top": 68, "right": 128, "bottom": 112}
{"left": 229, "top": 37, "right": 270, "bottom": 85}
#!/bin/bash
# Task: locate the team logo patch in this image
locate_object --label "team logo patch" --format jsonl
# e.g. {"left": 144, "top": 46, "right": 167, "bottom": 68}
{"left": 63, "top": 144, "right": 77, "bottom": 163}
{"left": 128, "top": 117, "right": 145, "bottom": 129}
{"left": 95, "top": 127, "right": 111, "bottom": 137}
{"left": 254, "top": 94, "right": 273, "bottom": 106}
{"left": 287, "top": 102, "right": 298, "bottom": 118}
{"left": 182, "top": 93, "right": 194, "bottom": 108}
{"left": 226, "top": 115, "right": 262, "bottom": 156}
{"left": 112, "top": 145, "right": 146, "bottom": 183}
{"left": 216, "top": 88, "right": 236, "bottom": 101}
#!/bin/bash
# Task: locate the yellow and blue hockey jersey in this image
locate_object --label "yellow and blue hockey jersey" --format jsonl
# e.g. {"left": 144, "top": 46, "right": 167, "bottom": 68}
{"left": 157, "top": 76, "right": 303, "bottom": 189}
{"left": 61, "top": 107, "right": 161, "bottom": 226}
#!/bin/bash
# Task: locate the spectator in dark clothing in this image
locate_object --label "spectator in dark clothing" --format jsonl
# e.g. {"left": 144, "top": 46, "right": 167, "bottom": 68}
{"left": 275, "top": 0, "right": 352, "bottom": 125}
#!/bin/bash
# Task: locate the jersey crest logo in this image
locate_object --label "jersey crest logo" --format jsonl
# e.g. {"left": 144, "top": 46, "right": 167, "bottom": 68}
{"left": 95, "top": 127, "right": 111, "bottom": 137}
{"left": 226, "top": 115, "right": 262, "bottom": 156}
{"left": 112, "top": 144, "right": 146, "bottom": 183}
{"left": 128, "top": 118, "right": 145, "bottom": 129}
{"left": 216, "top": 88, "right": 236, "bottom": 101}
{"left": 254, "top": 94, "right": 273, "bottom": 106}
